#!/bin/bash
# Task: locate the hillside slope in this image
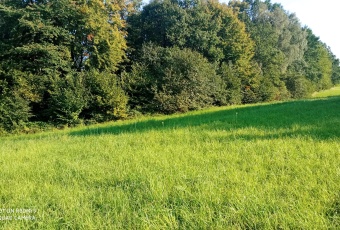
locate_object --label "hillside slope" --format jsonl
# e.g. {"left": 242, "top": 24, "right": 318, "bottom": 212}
{"left": 1, "top": 94, "right": 340, "bottom": 229}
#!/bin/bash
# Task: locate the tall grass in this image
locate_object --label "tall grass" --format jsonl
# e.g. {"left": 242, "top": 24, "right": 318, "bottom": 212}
{"left": 0, "top": 91, "right": 340, "bottom": 229}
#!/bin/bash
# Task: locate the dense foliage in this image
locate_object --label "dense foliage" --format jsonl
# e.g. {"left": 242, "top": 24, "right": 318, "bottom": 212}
{"left": 124, "top": 44, "right": 224, "bottom": 113}
{"left": 0, "top": 0, "right": 130, "bottom": 132}
{"left": 0, "top": 0, "right": 339, "bottom": 132}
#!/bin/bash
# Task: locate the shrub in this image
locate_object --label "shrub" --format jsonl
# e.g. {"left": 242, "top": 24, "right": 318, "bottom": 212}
{"left": 47, "top": 72, "right": 88, "bottom": 126}
{"left": 125, "top": 44, "right": 222, "bottom": 114}
{"left": 0, "top": 91, "right": 31, "bottom": 133}
{"left": 286, "top": 75, "right": 314, "bottom": 99}
{"left": 242, "top": 86, "right": 258, "bottom": 104}
{"left": 218, "top": 63, "right": 242, "bottom": 105}
{"left": 84, "top": 70, "right": 128, "bottom": 122}
{"left": 0, "top": 74, "right": 32, "bottom": 132}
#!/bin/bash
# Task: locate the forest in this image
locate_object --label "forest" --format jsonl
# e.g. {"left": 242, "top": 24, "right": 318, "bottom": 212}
{"left": 1, "top": 0, "right": 340, "bottom": 133}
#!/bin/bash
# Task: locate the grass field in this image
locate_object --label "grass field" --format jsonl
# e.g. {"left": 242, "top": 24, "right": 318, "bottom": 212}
{"left": 312, "top": 85, "right": 340, "bottom": 98}
{"left": 1, "top": 89, "right": 340, "bottom": 229}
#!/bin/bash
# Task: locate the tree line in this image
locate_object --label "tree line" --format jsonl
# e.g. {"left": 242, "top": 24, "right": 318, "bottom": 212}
{"left": 0, "top": 0, "right": 339, "bottom": 133}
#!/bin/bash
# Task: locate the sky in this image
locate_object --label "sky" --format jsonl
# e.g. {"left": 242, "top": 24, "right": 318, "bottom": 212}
{"left": 269, "top": 0, "right": 340, "bottom": 59}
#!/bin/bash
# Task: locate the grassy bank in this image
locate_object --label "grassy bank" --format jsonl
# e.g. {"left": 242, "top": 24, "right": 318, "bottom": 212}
{"left": 312, "top": 85, "right": 340, "bottom": 98}
{"left": 0, "top": 91, "right": 340, "bottom": 229}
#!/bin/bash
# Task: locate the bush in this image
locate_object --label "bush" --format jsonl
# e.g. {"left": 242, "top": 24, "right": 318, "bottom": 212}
{"left": 286, "top": 75, "right": 314, "bottom": 99}
{"left": 242, "top": 86, "right": 259, "bottom": 104}
{"left": 0, "top": 74, "right": 32, "bottom": 133}
{"left": 125, "top": 44, "right": 222, "bottom": 114}
{"left": 84, "top": 70, "right": 128, "bottom": 122}
{"left": 47, "top": 72, "right": 88, "bottom": 126}
{"left": 218, "top": 63, "right": 242, "bottom": 105}
{"left": 0, "top": 91, "right": 31, "bottom": 133}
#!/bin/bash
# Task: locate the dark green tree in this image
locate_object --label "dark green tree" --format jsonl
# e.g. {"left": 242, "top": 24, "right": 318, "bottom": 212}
{"left": 124, "top": 44, "right": 223, "bottom": 113}
{"left": 229, "top": 0, "right": 307, "bottom": 100}
{"left": 0, "top": 0, "right": 130, "bottom": 130}
{"left": 328, "top": 50, "right": 340, "bottom": 85}
{"left": 304, "top": 28, "right": 333, "bottom": 90}
{"left": 127, "top": 0, "right": 257, "bottom": 105}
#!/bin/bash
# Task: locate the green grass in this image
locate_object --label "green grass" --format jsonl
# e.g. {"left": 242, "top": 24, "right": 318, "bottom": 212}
{"left": 1, "top": 90, "right": 340, "bottom": 229}
{"left": 312, "top": 85, "right": 340, "bottom": 98}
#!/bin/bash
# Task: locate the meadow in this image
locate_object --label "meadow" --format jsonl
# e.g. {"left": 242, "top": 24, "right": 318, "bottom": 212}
{"left": 0, "top": 88, "right": 340, "bottom": 229}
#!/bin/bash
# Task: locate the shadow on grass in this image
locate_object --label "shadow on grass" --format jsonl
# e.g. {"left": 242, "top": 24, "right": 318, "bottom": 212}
{"left": 69, "top": 96, "right": 340, "bottom": 141}
{"left": 326, "top": 193, "right": 340, "bottom": 227}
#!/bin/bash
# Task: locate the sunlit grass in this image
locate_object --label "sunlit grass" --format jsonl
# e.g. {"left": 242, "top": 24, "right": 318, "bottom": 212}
{"left": 1, "top": 92, "right": 340, "bottom": 229}
{"left": 312, "top": 86, "right": 340, "bottom": 98}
